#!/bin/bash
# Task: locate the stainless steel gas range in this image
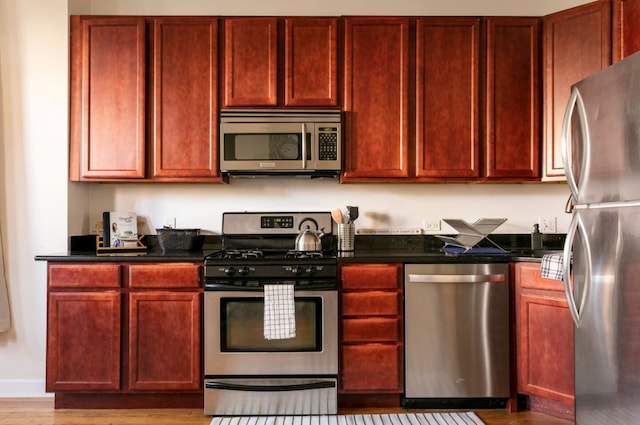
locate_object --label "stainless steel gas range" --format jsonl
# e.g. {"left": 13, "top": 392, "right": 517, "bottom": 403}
{"left": 203, "top": 212, "right": 338, "bottom": 416}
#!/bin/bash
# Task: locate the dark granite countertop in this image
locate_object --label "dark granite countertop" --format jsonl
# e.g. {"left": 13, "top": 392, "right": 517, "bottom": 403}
{"left": 35, "top": 233, "right": 564, "bottom": 264}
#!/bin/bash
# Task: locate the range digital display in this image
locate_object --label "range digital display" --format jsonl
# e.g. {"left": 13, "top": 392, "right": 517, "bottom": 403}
{"left": 261, "top": 215, "right": 294, "bottom": 229}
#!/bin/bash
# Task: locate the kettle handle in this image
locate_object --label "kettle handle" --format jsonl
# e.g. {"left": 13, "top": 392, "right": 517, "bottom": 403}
{"left": 298, "top": 218, "right": 319, "bottom": 231}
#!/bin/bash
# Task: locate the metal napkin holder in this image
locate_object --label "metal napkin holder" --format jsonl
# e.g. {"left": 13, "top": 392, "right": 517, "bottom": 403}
{"left": 436, "top": 218, "right": 507, "bottom": 253}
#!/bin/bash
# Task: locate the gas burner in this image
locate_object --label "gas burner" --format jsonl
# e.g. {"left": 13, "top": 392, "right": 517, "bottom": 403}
{"left": 223, "top": 249, "right": 264, "bottom": 259}
{"left": 285, "top": 250, "right": 324, "bottom": 259}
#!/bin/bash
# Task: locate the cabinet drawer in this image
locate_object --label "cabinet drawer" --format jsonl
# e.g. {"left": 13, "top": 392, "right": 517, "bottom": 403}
{"left": 340, "top": 343, "right": 402, "bottom": 391}
{"left": 341, "top": 264, "right": 401, "bottom": 290}
{"left": 518, "top": 262, "right": 565, "bottom": 292}
{"left": 48, "top": 263, "right": 121, "bottom": 289}
{"left": 128, "top": 263, "right": 201, "bottom": 288}
{"left": 342, "top": 318, "right": 400, "bottom": 342}
{"left": 341, "top": 292, "right": 400, "bottom": 316}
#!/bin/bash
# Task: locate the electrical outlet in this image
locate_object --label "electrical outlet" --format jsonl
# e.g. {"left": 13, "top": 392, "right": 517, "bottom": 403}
{"left": 164, "top": 218, "right": 176, "bottom": 229}
{"left": 423, "top": 219, "right": 441, "bottom": 232}
{"left": 538, "top": 216, "right": 557, "bottom": 233}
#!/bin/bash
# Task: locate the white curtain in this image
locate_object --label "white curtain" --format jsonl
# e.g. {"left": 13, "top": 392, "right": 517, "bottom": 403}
{"left": 0, "top": 226, "right": 10, "bottom": 333}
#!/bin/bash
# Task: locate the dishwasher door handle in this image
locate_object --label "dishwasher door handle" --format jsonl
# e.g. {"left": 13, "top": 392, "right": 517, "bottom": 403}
{"left": 408, "top": 273, "right": 505, "bottom": 284}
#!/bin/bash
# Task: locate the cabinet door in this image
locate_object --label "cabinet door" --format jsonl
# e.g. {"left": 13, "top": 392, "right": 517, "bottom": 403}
{"left": 46, "top": 292, "right": 121, "bottom": 391}
{"left": 340, "top": 344, "right": 402, "bottom": 392}
{"left": 485, "top": 17, "right": 540, "bottom": 180}
{"left": 416, "top": 18, "right": 480, "bottom": 179}
{"left": 341, "top": 263, "right": 401, "bottom": 290}
{"left": 613, "top": 0, "right": 640, "bottom": 61}
{"left": 71, "top": 17, "right": 146, "bottom": 180}
{"left": 127, "top": 263, "right": 201, "bottom": 289}
{"left": 515, "top": 263, "right": 574, "bottom": 408}
{"left": 285, "top": 18, "right": 338, "bottom": 106}
{"left": 128, "top": 291, "right": 201, "bottom": 390}
{"left": 542, "top": 2, "right": 611, "bottom": 180}
{"left": 342, "top": 18, "right": 410, "bottom": 180}
{"left": 152, "top": 18, "right": 220, "bottom": 180}
{"left": 223, "top": 18, "right": 278, "bottom": 106}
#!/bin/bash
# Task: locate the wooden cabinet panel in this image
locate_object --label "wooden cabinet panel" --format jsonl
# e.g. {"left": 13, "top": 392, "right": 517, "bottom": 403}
{"left": 48, "top": 263, "right": 121, "bottom": 289}
{"left": 515, "top": 262, "right": 574, "bottom": 419}
{"left": 342, "top": 317, "right": 401, "bottom": 342}
{"left": 342, "top": 17, "right": 410, "bottom": 180}
{"left": 341, "top": 264, "right": 401, "bottom": 289}
{"left": 128, "top": 263, "right": 200, "bottom": 288}
{"left": 285, "top": 18, "right": 339, "bottom": 106}
{"left": 128, "top": 291, "right": 201, "bottom": 390}
{"left": 341, "top": 344, "right": 402, "bottom": 392}
{"left": 518, "top": 293, "right": 574, "bottom": 402}
{"left": 543, "top": 2, "right": 611, "bottom": 180}
{"left": 613, "top": 0, "right": 640, "bottom": 61}
{"left": 485, "top": 17, "right": 540, "bottom": 180}
{"left": 223, "top": 18, "right": 278, "bottom": 106}
{"left": 46, "top": 292, "right": 121, "bottom": 391}
{"left": 75, "top": 17, "right": 146, "bottom": 179}
{"left": 152, "top": 18, "right": 219, "bottom": 179}
{"left": 416, "top": 18, "right": 480, "bottom": 179}
{"left": 339, "top": 263, "right": 403, "bottom": 395}
{"left": 341, "top": 292, "right": 400, "bottom": 316}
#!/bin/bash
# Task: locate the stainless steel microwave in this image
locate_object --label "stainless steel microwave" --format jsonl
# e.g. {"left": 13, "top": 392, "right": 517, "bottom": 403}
{"left": 220, "top": 109, "right": 342, "bottom": 177}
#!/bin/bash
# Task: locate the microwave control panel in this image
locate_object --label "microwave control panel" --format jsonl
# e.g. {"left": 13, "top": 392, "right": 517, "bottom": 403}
{"left": 318, "top": 128, "right": 339, "bottom": 161}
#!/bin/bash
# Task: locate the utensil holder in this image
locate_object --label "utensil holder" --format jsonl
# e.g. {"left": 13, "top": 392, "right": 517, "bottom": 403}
{"left": 338, "top": 223, "right": 355, "bottom": 252}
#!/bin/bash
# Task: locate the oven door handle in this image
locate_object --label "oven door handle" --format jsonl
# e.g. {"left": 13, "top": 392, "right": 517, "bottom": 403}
{"left": 205, "top": 380, "right": 336, "bottom": 392}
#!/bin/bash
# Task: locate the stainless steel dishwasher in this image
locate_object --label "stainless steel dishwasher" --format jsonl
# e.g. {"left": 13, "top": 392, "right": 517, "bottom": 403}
{"left": 403, "top": 263, "right": 509, "bottom": 408}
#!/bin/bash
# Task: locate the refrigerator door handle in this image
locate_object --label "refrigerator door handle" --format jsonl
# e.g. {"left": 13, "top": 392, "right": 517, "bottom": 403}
{"left": 562, "top": 212, "right": 592, "bottom": 327}
{"left": 561, "top": 87, "right": 590, "bottom": 203}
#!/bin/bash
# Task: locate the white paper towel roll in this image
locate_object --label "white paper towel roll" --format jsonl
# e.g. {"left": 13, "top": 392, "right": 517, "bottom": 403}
{"left": 0, "top": 227, "right": 11, "bottom": 333}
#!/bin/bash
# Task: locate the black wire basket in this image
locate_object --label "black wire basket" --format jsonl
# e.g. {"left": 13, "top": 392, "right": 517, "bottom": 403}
{"left": 156, "top": 228, "right": 201, "bottom": 253}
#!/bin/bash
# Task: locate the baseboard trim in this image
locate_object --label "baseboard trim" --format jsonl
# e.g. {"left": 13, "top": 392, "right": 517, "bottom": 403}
{"left": 0, "top": 380, "right": 51, "bottom": 397}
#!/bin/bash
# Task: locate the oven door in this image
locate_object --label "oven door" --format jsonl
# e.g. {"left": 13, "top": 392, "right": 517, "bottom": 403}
{"left": 204, "top": 289, "right": 338, "bottom": 376}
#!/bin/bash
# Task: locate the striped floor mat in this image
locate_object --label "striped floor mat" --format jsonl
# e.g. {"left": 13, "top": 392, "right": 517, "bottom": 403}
{"left": 211, "top": 412, "right": 485, "bottom": 425}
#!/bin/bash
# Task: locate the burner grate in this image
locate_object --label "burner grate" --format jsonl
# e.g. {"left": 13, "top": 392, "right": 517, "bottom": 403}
{"left": 285, "top": 250, "right": 324, "bottom": 259}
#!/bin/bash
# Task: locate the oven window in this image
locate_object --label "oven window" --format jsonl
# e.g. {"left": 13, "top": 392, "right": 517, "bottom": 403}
{"left": 221, "top": 297, "right": 322, "bottom": 352}
{"left": 224, "top": 134, "right": 312, "bottom": 161}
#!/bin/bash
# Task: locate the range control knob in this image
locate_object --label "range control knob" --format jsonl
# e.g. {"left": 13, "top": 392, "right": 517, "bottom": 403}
{"left": 238, "top": 266, "right": 250, "bottom": 276}
{"left": 305, "top": 266, "right": 317, "bottom": 275}
{"left": 290, "top": 266, "right": 303, "bottom": 276}
{"left": 224, "top": 266, "right": 235, "bottom": 276}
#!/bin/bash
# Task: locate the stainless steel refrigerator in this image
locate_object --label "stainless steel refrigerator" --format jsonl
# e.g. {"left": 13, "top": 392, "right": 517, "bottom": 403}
{"left": 561, "top": 50, "right": 640, "bottom": 424}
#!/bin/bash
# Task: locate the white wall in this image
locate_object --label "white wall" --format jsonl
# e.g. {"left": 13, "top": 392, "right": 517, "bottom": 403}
{"left": 0, "top": 0, "right": 586, "bottom": 397}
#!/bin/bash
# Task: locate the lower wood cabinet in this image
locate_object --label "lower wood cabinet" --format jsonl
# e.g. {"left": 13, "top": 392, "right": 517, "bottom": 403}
{"left": 339, "top": 263, "right": 403, "bottom": 397}
{"left": 514, "top": 262, "right": 574, "bottom": 420}
{"left": 46, "top": 262, "right": 203, "bottom": 408}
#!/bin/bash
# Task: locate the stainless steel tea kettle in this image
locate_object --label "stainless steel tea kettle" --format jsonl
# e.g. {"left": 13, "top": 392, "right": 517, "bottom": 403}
{"left": 295, "top": 219, "right": 325, "bottom": 251}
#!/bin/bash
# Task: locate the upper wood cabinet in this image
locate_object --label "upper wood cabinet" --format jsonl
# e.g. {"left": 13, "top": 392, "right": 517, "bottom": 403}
{"left": 542, "top": 1, "right": 611, "bottom": 181}
{"left": 69, "top": 16, "right": 222, "bottom": 182}
{"left": 613, "top": 0, "right": 640, "bottom": 61}
{"left": 69, "top": 17, "right": 146, "bottom": 180}
{"left": 152, "top": 18, "right": 219, "bottom": 180}
{"left": 222, "top": 17, "right": 339, "bottom": 107}
{"left": 484, "top": 17, "right": 541, "bottom": 180}
{"left": 223, "top": 18, "right": 278, "bottom": 106}
{"left": 416, "top": 18, "right": 480, "bottom": 179}
{"left": 344, "top": 17, "right": 540, "bottom": 182}
{"left": 342, "top": 17, "right": 410, "bottom": 181}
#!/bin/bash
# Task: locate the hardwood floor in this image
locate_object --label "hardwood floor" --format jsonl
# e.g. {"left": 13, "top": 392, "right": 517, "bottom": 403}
{"left": 0, "top": 398, "right": 574, "bottom": 425}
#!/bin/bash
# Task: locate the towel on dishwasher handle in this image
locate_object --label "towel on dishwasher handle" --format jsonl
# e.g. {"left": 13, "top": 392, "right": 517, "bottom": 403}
{"left": 263, "top": 284, "right": 296, "bottom": 340}
{"left": 541, "top": 253, "right": 565, "bottom": 280}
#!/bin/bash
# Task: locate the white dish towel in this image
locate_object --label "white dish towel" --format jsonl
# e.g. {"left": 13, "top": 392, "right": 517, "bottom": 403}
{"left": 0, "top": 227, "right": 11, "bottom": 333}
{"left": 263, "top": 284, "right": 296, "bottom": 340}
{"left": 541, "top": 253, "right": 565, "bottom": 281}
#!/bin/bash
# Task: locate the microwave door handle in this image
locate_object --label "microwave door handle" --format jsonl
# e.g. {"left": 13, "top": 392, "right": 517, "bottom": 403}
{"left": 301, "top": 123, "right": 307, "bottom": 169}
